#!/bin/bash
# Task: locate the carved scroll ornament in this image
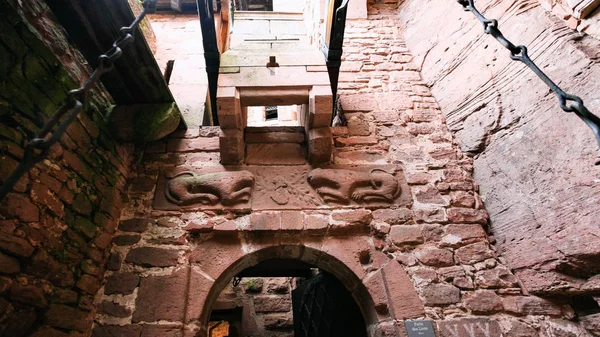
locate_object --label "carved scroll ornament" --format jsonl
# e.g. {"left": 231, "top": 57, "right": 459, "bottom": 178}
{"left": 307, "top": 168, "right": 400, "bottom": 204}
{"left": 165, "top": 171, "right": 255, "bottom": 206}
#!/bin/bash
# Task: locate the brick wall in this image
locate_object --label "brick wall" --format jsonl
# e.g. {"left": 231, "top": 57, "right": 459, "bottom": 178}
{"left": 0, "top": 1, "right": 133, "bottom": 336}
{"left": 91, "top": 2, "right": 592, "bottom": 337}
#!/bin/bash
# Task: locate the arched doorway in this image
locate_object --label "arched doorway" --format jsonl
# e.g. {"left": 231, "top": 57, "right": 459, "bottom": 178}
{"left": 208, "top": 258, "right": 368, "bottom": 337}
{"left": 190, "top": 244, "right": 390, "bottom": 337}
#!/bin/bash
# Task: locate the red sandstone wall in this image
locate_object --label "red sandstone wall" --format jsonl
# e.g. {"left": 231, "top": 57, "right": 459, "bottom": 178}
{"left": 397, "top": 0, "right": 600, "bottom": 302}
{"left": 92, "top": 2, "right": 591, "bottom": 337}
{"left": 0, "top": 1, "right": 133, "bottom": 336}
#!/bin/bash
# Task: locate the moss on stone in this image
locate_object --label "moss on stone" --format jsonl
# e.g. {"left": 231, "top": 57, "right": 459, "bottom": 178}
{"left": 109, "top": 102, "right": 182, "bottom": 143}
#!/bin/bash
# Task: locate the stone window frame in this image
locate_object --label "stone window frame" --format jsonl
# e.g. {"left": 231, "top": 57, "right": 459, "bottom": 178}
{"left": 217, "top": 85, "right": 334, "bottom": 164}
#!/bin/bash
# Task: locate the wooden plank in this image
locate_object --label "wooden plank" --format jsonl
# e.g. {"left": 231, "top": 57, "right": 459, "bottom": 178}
{"left": 45, "top": 0, "right": 175, "bottom": 104}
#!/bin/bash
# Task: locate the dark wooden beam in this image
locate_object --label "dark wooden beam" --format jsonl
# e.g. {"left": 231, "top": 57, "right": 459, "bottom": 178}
{"left": 197, "top": 0, "right": 221, "bottom": 126}
{"left": 45, "top": 0, "right": 175, "bottom": 105}
{"left": 322, "top": 0, "right": 349, "bottom": 123}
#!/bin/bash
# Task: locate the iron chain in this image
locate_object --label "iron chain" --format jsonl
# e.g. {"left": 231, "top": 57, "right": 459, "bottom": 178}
{"left": 457, "top": 0, "right": 600, "bottom": 148}
{"left": 0, "top": 0, "right": 157, "bottom": 201}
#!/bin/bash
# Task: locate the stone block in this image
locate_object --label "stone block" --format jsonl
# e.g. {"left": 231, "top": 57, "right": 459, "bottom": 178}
{"left": 142, "top": 324, "right": 183, "bottom": 337}
{"left": 437, "top": 318, "right": 502, "bottom": 337}
{"left": 0, "top": 193, "right": 40, "bottom": 222}
{"left": 381, "top": 260, "right": 425, "bottom": 319}
{"left": 219, "top": 128, "right": 245, "bottom": 165}
{"left": 185, "top": 266, "right": 215, "bottom": 323}
{"left": 190, "top": 237, "right": 245, "bottom": 280}
{"left": 307, "top": 127, "right": 333, "bottom": 164}
{"left": 474, "top": 267, "right": 518, "bottom": 288}
{"left": 104, "top": 272, "right": 140, "bottom": 295}
{"left": 46, "top": 304, "right": 91, "bottom": 332}
{"left": 0, "top": 251, "right": 20, "bottom": 274}
{"left": 390, "top": 225, "right": 424, "bottom": 246}
{"left": 246, "top": 143, "right": 306, "bottom": 165}
{"left": 0, "top": 232, "right": 34, "bottom": 258}
{"left": 126, "top": 247, "right": 181, "bottom": 267}
{"left": 415, "top": 247, "right": 454, "bottom": 267}
{"left": 10, "top": 282, "right": 48, "bottom": 308}
{"left": 464, "top": 290, "right": 503, "bottom": 314}
{"left": 308, "top": 85, "right": 332, "bottom": 128}
{"left": 92, "top": 325, "right": 141, "bottom": 337}
{"left": 440, "top": 224, "right": 487, "bottom": 248}
{"left": 254, "top": 295, "right": 292, "bottom": 313}
{"left": 502, "top": 296, "right": 563, "bottom": 316}
{"left": 133, "top": 268, "right": 188, "bottom": 322}
{"left": 217, "top": 86, "right": 243, "bottom": 129}
{"left": 119, "top": 218, "right": 153, "bottom": 233}
{"left": 98, "top": 301, "right": 132, "bottom": 318}
{"left": 363, "top": 270, "right": 389, "bottom": 314}
{"left": 455, "top": 242, "right": 494, "bottom": 264}
{"left": 421, "top": 283, "right": 460, "bottom": 306}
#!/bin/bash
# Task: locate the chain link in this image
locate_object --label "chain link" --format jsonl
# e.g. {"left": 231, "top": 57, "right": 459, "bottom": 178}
{"left": 0, "top": 0, "right": 157, "bottom": 201}
{"left": 457, "top": 0, "right": 600, "bottom": 148}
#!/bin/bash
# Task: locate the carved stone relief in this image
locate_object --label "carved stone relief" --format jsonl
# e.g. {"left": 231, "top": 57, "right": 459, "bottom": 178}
{"left": 155, "top": 170, "right": 255, "bottom": 209}
{"left": 154, "top": 166, "right": 410, "bottom": 210}
{"left": 307, "top": 168, "right": 401, "bottom": 205}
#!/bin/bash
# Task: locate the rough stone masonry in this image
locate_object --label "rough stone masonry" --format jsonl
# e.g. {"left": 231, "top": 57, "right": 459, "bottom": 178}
{"left": 0, "top": 0, "right": 599, "bottom": 337}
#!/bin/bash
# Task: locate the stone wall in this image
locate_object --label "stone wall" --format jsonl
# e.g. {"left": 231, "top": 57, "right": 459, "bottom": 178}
{"left": 214, "top": 277, "right": 295, "bottom": 336}
{"left": 92, "top": 2, "right": 591, "bottom": 337}
{"left": 0, "top": 1, "right": 133, "bottom": 336}
{"left": 397, "top": 0, "right": 600, "bottom": 300}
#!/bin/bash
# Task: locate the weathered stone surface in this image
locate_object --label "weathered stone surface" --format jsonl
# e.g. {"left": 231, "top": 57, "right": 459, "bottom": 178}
{"left": 0, "top": 193, "right": 39, "bottom": 222}
{"left": 440, "top": 224, "right": 487, "bottom": 248}
{"left": 455, "top": 242, "right": 494, "bottom": 264}
{"left": 421, "top": 283, "right": 460, "bottom": 306}
{"left": 0, "top": 251, "right": 20, "bottom": 274}
{"left": 307, "top": 127, "right": 333, "bottom": 164}
{"left": 119, "top": 218, "right": 153, "bottom": 232}
{"left": 125, "top": 247, "right": 180, "bottom": 267}
{"left": 381, "top": 261, "right": 425, "bottom": 319}
{"left": 475, "top": 267, "right": 518, "bottom": 288}
{"left": 25, "top": 251, "right": 74, "bottom": 287}
{"left": 0, "top": 232, "right": 34, "bottom": 257}
{"left": 397, "top": 0, "right": 600, "bottom": 295}
{"left": 464, "top": 290, "right": 503, "bottom": 314}
{"left": 246, "top": 143, "right": 307, "bottom": 165}
{"left": 46, "top": 304, "right": 91, "bottom": 332}
{"left": 141, "top": 324, "right": 183, "bottom": 337}
{"left": 10, "top": 282, "right": 48, "bottom": 308}
{"left": 110, "top": 102, "right": 181, "bottom": 143}
{"left": 30, "top": 327, "right": 69, "bottom": 337}
{"left": 133, "top": 268, "right": 188, "bottom": 322}
{"left": 264, "top": 313, "right": 294, "bottom": 330}
{"left": 77, "top": 274, "right": 100, "bottom": 294}
{"left": 437, "top": 318, "right": 503, "bottom": 337}
{"left": 113, "top": 234, "right": 142, "bottom": 246}
{"left": 98, "top": 300, "right": 132, "bottom": 318}
{"left": 104, "top": 272, "right": 140, "bottom": 295}
{"left": 415, "top": 247, "right": 454, "bottom": 267}
{"left": 502, "top": 296, "right": 563, "bottom": 316}
{"left": 390, "top": 225, "right": 424, "bottom": 246}
{"left": 92, "top": 325, "right": 141, "bottom": 337}
{"left": 254, "top": 295, "right": 292, "bottom": 312}
{"left": 372, "top": 208, "right": 412, "bottom": 224}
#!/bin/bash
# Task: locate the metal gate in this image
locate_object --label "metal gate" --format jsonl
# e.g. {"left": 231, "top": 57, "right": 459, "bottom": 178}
{"left": 292, "top": 272, "right": 367, "bottom": 337}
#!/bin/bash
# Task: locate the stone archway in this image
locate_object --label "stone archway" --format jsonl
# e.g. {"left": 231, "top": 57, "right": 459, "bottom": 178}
{"left": 185, "top": 236, "right": 425, "bottom": 337}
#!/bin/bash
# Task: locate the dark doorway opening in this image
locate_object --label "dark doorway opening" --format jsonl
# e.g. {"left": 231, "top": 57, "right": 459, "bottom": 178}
{"left": 208, "top": 259, "right": 368, "bottom": 337}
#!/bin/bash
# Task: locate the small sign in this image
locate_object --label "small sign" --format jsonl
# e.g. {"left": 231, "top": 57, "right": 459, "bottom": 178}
{"left": 405, "top": 320, "right": 436, "bottom": 337}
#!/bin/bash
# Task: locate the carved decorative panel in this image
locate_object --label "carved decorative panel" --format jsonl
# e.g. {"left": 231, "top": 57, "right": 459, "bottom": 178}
{"left": 153, "top": 165, "right": 410, "bottom": 210}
